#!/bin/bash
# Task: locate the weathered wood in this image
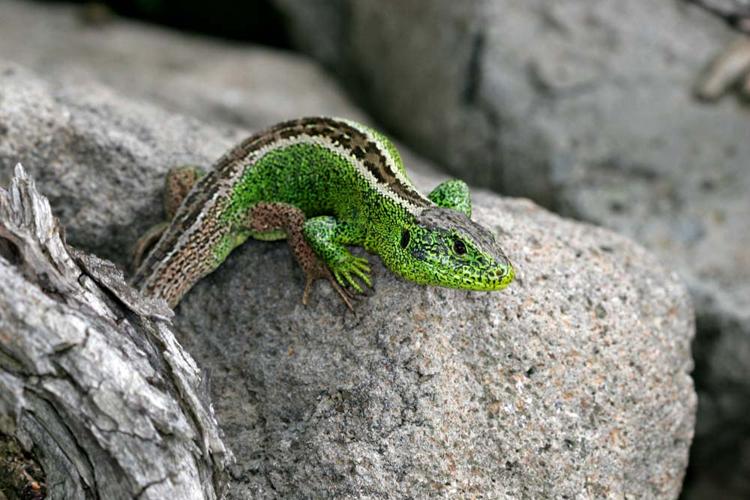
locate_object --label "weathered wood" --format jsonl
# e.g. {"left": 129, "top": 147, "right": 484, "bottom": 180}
{"left": 0, "top": 164, "right": 231, "bottom": 499}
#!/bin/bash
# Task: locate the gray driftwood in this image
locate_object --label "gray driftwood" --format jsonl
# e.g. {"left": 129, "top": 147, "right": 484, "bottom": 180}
{"left": 0, "top": 164, "right": 231, "bottom": 499}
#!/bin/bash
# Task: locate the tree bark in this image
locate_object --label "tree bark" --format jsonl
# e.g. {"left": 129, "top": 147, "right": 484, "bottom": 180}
{"left": 0, "top": 164, "right": 231, "bottom": 499}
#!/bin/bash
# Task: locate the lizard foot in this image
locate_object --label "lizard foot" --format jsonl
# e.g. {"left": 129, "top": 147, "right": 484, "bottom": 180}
{"left": 247, "top": 202, "right": 366, "bottom": 311}
{"left": 330, "top": 255, "right": 372, "bottom": 294}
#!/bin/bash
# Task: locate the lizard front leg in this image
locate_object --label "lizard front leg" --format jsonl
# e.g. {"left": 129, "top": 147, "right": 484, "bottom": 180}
{"left": 247, "top": 203, "right": 365, "bottom": 311}
{"left": 132, "top": 165, "right": 205, "bottom": 269}
{"left": 428, "top": 179, "right": 472, "bottom": 216}
{"left": 302, "top": 216, "right": 372, "bottom": 294}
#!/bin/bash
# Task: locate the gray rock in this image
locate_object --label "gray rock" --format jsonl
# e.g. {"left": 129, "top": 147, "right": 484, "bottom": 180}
{"left": 0, "top": 62, "right": 235, "bottom": 263}
{"left": 270, "top": 1, "right": 750, "bottom": 496}
{"left": 0, "top": 0, "right": 367, "bottom": 131}
{"left": 178, "top": 190, "right": 696, "bottom": 498}
{"left": 0, "top": 58, "right": 695, "bottom": 497}
{"left": 688, "top": 0, "right": 750, "bottom": 34}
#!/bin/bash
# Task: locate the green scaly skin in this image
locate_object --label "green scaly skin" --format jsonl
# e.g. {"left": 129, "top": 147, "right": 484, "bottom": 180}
{"left": 131, "top": 117, "right": 514, "bottom": 309}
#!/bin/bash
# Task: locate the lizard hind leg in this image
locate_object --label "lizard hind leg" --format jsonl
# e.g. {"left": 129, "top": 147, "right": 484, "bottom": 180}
{"left": 132, "top": 221, "right": 170, "bottom": 270}
{"left": 164, "top": 165, "right": 206, "bottom": 218}
{"left": 132, "top": 165, "right": 206, "bottom": 270}
{"left": 247, "top": 202, "right": 355, "bottom": 311}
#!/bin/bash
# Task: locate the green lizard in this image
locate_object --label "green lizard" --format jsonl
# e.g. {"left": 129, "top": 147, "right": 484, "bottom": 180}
{"left": 131, "top": 117, "right": 514, "bottom": 310}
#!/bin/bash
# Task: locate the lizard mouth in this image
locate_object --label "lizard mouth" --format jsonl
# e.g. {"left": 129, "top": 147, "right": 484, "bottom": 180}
{"left": 475, "top": 251, "right": 514, "bottom": 291}
{"left": 486, "top": 243, "right": 514, "bottom": 289}
{"left": 493, "top": 263, "right": 514, "bottom": 289}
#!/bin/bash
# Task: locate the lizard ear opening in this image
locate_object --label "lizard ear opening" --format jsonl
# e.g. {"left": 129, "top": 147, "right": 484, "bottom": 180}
{"left": 400, "top": 229, "right": 410, "bottom": 249}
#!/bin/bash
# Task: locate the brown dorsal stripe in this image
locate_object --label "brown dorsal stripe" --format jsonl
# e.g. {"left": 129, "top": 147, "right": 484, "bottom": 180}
{"left": 213, "top": 117, "right": 430, "bottom": 208}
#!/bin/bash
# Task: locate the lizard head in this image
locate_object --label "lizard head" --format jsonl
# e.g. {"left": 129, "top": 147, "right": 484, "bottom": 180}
{"left": 383, "top": 207, "right": 514, "bottom": 291}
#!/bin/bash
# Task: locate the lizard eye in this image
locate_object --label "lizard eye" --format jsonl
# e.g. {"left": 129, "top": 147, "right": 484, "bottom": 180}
{"left": 453, "top": 238, "right": 466, "bottom": 255}
{"left": 400, "top": 229, "right": 410, "bottom": 249}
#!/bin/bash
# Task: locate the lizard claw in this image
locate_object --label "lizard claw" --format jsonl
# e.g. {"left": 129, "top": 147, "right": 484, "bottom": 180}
{"left": 303, "top": 272, "right": 355, "bottom": 312}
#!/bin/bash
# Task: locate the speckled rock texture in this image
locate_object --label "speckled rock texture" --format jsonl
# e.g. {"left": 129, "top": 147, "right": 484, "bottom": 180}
{"left": 0, "top": 59, "right": 695, "bottom": 498}
{"left": 271, "top": 1, "right": 750, "bottom": 496}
